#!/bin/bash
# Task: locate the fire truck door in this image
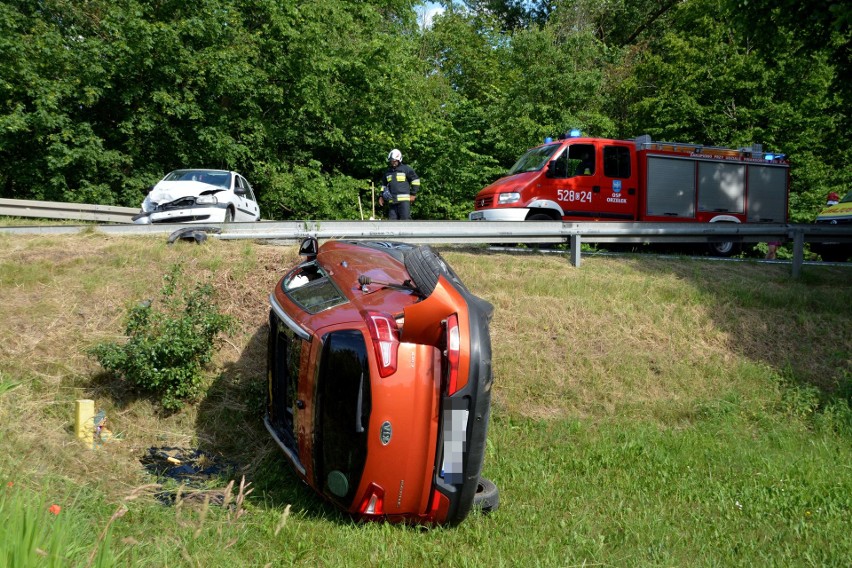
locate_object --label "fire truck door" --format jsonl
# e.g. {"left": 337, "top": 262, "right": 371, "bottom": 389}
{"left": 541, "top": 143, "right": 599, "bottom": 219}
{"left": 599, "top": 145, "right": 637, "bottom": 220}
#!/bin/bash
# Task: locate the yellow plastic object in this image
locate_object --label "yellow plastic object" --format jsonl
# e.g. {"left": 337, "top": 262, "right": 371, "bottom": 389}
{"left": 75, "top": 399, "right": 95, "bottom": 446}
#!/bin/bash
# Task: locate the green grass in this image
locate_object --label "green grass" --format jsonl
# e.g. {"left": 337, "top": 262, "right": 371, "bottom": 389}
{"left": 0, "top": 235, "right": 850, "bottom": 566}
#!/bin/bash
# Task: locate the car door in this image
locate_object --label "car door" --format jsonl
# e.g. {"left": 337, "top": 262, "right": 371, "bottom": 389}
{"left": 235, "top": 175, "right": 260, "bottom": 221}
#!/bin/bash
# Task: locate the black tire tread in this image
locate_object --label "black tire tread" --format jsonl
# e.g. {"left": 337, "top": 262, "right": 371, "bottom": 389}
{"left": 404, "top": 245, "right": 467, "bottom": 296}
{"left": 472, "top": 477, "right": 499, "bottom": 514}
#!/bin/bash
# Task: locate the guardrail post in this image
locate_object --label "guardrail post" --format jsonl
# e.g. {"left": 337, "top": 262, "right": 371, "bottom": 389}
{"left": 570, "top": 235, "right": 581, "bottom": 267}
{"left": 791, "top": 229, "right": 805, "bottom": 278}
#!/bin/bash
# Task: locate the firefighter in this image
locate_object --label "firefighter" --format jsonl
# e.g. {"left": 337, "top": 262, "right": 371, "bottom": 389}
{"left": 379, "top": 149, "right": 420, "bottom": 220}
{"left": 576, "top": 151, "right": 594, "bottom": 176}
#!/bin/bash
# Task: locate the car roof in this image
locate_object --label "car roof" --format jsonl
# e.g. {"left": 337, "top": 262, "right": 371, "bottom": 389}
{"left": 169, "top": 168, "right": 235, "bottom": 174}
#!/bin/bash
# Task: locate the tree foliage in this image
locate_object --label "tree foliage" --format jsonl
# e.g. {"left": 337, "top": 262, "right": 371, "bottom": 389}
{"left": 0, "top": 0, "right": 847, "bottom": 222}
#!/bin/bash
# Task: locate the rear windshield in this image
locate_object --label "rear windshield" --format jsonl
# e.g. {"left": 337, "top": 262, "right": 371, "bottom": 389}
{"left": 315, "top": 330, "right": 371, "bottom": 508}
{"left": 283, "top": 262, "right": 347, "bottom": 314}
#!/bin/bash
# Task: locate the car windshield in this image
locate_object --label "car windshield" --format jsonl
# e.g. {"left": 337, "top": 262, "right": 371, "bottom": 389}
{"left": 315, "top": 330, "right": 371, "bottom": 508}
{"left": 507, "top": 144, "right": 562, "bottom": 175}
{"left": 840, "top": 190, "right": 852, "bottom": 204}
{"left": 163, "top": 170, "right": 231, "bottom": 189}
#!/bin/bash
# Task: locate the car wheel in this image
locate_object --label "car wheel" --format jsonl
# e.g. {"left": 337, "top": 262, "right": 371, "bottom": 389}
{"left": 404, "top": 245, "right": 463, "bottom": 295}
{"left": 472, "top": 477, "right": 499, "bottom": 514}
{"left": 225, "top": 208, "right": 235, "bottom": 223}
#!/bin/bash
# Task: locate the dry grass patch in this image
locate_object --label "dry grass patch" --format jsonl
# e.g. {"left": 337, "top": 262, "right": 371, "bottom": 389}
{"left": 0, "top": 233, "right": 296, "bottom": 498}
{"left": 443, "top": 249, "right": 851, "bottom": 421}
{"left": 0, "top": 237, "right": 848, "bottom": 500}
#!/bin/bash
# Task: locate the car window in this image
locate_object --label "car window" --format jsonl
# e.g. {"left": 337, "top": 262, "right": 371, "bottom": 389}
{"left": 604, "top": 146, "right": 631, "bottom": 178}
{"left": 268, "top": 316, "right": 304, "bottom": 455}
{"left": 283, "top": 263, "right": 347, "bottom": 314}
{"left": 567, "top": 144, "right": 595, "bottom": 176}
{"left": 239, "top": 176, "right": 257, "bottom": 202}
{"left": 315, "top": 330, "right": 371, "bottom": 508}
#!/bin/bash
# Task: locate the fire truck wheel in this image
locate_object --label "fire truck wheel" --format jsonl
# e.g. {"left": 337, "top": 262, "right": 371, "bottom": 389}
{"left": 707, "top": 240, "right": 738, "bottom": 257}
{"left": 472, "top": 477, "right": 499, "bottom": 514}
{"left": 523, "top": 213, "right": 559, "bottom": 248}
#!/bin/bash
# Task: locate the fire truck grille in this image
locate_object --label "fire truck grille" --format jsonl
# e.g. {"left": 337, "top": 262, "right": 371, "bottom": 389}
{"left": 476, "top": 196, "right": 493, "bottom": 209}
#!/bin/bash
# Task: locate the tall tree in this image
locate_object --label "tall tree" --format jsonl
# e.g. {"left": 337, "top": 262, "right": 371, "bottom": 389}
{"left": 624, "top": 0, "right": 844, "bottom": 221}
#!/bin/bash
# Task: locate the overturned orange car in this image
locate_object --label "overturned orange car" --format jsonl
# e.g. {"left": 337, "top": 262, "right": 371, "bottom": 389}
{"left": 266, "top": 239, "right": 497, "bottom": 525}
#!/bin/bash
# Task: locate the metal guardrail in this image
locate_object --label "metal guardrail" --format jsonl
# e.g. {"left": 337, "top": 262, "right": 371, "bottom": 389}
{"left": 1, "top": 219, "right": 849, "bottom": 277}
{"left": 0, "top": 198, "right": 138, "bottom": 223}
{"left": 3, "top": 219, "right": 849, "bottom": 242}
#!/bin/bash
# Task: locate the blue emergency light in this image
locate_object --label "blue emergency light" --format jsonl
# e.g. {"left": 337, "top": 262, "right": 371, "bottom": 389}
{"left": 544, "top": 137, "right": 553, "bottom": 143}
{"left": 569, "top": 129, "right": 581, "bottom": 137}
{"left": 764, "top": 153, "right": 775, "bottom": 160}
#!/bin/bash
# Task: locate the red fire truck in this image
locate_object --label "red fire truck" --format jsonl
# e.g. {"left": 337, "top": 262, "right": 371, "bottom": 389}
{"left": 469, "top": 132, "right": 789, "bottom": 255}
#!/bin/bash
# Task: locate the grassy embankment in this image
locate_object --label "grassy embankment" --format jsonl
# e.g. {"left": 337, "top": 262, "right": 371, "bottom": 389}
{"left": 0, "top": 232, "right": 850, "bottom": 566}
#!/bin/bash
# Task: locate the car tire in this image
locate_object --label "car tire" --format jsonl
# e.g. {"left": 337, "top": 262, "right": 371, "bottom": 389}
{"left": 404, "top": 245, "right": 464, "bottom": 295}
{"left": 225, "top": 208, "right": 235, "bottom": 223}
{"left": 472, "top": 477, "right": 499, "bottom": 514}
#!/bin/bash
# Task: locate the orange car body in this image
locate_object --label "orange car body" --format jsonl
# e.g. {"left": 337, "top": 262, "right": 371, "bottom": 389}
{"left": 266, "top": 240, "right": 495, "bottom": 525}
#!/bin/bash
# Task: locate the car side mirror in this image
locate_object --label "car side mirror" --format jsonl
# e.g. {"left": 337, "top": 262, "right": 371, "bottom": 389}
{"left": 234, "top": 187, "right": 247, "bottom": 196}
{"left": 299, "top": 237, "right": 318, "bottom": 259}
{"left": 545, "top": 161, "right": 556, "bottom": 178}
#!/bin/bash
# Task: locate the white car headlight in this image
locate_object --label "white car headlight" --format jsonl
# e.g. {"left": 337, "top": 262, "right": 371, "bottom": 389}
{"left": 498, "top": 192, "right": 521, "bottom": 204}
{"left": 195, "top": 195, "right": 219, "bottom": 205}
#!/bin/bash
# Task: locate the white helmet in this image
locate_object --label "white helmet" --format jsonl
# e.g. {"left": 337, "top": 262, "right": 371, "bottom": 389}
{"left": 388, "top": 149, "right": 402, "bottom": 162}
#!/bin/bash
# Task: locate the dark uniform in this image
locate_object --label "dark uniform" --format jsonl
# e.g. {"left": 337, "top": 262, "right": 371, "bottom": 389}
{"left": 382, "top": 163, "right": 420, "bottom": 220}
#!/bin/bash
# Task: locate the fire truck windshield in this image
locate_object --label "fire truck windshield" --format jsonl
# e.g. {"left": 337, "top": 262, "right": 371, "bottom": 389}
{"left": 507, "top": 144, "right": 562, "bottom": 175}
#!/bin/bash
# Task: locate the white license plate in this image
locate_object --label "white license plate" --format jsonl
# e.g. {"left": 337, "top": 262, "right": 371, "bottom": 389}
{"left": 440, "top": 408, "right": 469, "bottom": 484}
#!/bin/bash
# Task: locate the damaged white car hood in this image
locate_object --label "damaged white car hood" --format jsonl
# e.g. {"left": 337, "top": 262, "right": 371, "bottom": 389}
{"left": 142, "top": 181, "right": 226, "bottom": 211}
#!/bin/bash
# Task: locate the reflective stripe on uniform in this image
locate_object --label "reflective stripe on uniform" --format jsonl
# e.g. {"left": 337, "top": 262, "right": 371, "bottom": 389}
{"left": 394, "top": 194, "right": 412, "bottom": 202}
{"left": 411, "top": 179, "right": 420, "bottom": 186}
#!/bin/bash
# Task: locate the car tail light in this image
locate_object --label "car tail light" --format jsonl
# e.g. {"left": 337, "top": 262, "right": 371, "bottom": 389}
{"left": 365, "top": 311, "right": 399, "bottom": 378}
{"left": 358, "top": 483, "right": 385, "bottom": 515}
{"left": 428, "top": 489, "right": 450, "bottom": 521}
{"left": 445, "top": 314, "right": 461, "bottom": 394}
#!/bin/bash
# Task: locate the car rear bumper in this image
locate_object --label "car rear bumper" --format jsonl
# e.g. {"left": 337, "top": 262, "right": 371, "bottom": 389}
{"left": 434, "top": 285, "right": 494, "bottom": 525}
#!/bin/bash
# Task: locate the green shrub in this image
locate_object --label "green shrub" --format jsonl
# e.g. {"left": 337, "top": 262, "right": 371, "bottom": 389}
{"left": 89, "top": 265, "right": 234, "bottom": 411}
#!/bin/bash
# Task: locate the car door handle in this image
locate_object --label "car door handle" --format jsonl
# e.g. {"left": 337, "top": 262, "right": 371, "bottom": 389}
{"left": 592, "top": 186, "right": 600, "bottom": 193}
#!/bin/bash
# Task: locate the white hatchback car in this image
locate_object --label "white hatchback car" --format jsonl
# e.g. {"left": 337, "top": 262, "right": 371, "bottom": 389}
{"left": 133, "top": 169, "right": 261, "bottom": 225}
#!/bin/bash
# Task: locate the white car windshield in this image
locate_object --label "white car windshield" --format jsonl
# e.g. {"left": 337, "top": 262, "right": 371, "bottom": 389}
{"left": 163, "top": 170, "right": 231, "bottom": 189}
